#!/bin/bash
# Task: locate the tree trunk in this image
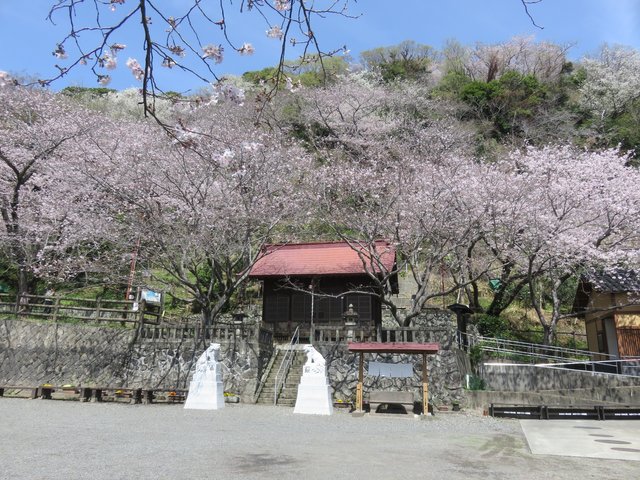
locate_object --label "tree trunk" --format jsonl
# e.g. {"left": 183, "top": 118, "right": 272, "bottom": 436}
{"left": 200, "top": 305, "right": 212, "bottom": 328}
{"left": 542, "top": 324, "right": 554, "bottom": 346}
{"left": 17, "top": 267, "right": 35, "bottom": 297}
{"left": 466, "top": 280, "right": 482, "bottom": 312}
{"left": 486, "top": 278, "right": 527, "bottom": 317}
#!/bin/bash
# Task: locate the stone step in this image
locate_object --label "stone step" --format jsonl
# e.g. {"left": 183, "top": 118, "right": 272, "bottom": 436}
{"left": 279, "top": 388, "right": 299, "bottom": 395}
{"left": 278, "top": 395, "right": 298, "bottom": 402}
{"left": 255, "top": 350, "right": 310, "bottom": 404}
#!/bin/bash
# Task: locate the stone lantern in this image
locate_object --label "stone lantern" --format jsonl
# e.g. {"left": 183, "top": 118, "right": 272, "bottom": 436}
{"left": 343, "top": 304, "right": 359, "bottom": 325}
{"left": 343, "top": 304, "right": 359, "bottom": 341}
{"left": 232, "top": 311, "right": 246, "bottom": 325}
{"left": 232, "top": 311, "right": 246, "bottom": 337}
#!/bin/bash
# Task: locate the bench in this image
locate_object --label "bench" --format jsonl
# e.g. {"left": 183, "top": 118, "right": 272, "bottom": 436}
{"left": 369, "top": 391, "right": 415, "bottom": 415}
{"left": 142, "top": 388, "right": 188, "bottom": 404}
{"left": 0, "top": 385, "right": 39, "bottom": 399}
{"left": 80, "top": 387, "right": 143, "bottom": 404}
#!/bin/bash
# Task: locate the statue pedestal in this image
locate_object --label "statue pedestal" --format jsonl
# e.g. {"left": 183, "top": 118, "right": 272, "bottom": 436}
{"left": 294, "top": 346, "right": 333, "bottom": 415}
{"left": 184, "top": 343, "right": 225, "bottom": 410}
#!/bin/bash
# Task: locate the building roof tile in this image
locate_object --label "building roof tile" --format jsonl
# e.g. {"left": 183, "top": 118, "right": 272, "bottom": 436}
{"left": 583, "top": 268, "right": 640, "bottom": 293}
{"left": 248, "top": 241, "right": 396, "bottom": 277}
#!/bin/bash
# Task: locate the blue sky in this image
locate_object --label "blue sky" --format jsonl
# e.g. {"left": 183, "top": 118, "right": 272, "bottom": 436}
{"left": 1, "top": 0, "right": 639, "bottom": 93}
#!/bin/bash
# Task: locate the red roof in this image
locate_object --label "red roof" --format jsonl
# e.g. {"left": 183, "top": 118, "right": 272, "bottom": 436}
{"left": 348, "top": 342, "right": 440, "bottom": 354}
{"left": 248, "top": 241, "right": 396, "bottom": 277}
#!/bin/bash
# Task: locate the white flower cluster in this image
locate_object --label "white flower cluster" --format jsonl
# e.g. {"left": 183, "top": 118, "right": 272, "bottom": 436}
{"left": 275, "top": 0, "right": 291, "bottom": 11}
{"left": 211, "top": 83, "right": 245, "bottom": 106}
{"left": 238, "top": 43, "right": 255, "bottom": 56}
{"left": 202, "top": 44, "right": 224, "bottom": 63}
{"left": 285, "top": 77, "right": 301, "bottom": 92}
{"left": 0, "top": 71, "right": 13, "bottom": 88}
{"left": 110, "top": 0, "right": 125, "bottom": 12}
{"left": 102, "top": 52, "right": 117, "bottom": 70}
{"left": 126, "top": 58, "right": 144, "bottom": 81}
{"left": 266, "top": 25, "right": 284, "bottom": 40}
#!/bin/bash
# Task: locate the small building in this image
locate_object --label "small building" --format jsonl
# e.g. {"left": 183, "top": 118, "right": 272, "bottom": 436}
{"left": 248, "top": 241, "right": 398, "bottom": 341}
{"left": 574, "top": 269, "right": 640, "bottom": 358}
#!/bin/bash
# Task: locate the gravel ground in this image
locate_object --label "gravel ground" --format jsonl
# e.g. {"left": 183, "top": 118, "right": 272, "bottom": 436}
{"left": 0, "top": 398, "right": 638, "bottom": 480}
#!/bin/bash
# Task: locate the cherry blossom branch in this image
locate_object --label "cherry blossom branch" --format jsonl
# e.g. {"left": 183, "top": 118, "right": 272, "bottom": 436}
{"left": 520, "top": 0, "right": 543, "bottom": 29}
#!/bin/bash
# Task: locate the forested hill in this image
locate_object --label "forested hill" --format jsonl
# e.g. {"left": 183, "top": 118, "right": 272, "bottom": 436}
{"left": 242, "top": 38, "right": 640, "bottom": 163}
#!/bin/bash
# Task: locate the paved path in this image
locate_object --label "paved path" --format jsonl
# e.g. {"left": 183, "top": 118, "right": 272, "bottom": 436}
{"left": 1, "top": 399, "right": 638, "bottom": 479}
{"left": 521, "top": 419, "right": 640, "bottom": 461}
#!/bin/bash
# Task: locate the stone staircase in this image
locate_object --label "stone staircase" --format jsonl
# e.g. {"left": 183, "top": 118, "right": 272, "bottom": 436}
{"left": 256, "top": 347, "right": 307, "bottom": 406}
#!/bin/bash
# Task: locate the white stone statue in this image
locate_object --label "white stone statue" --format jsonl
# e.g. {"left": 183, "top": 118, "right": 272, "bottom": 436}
{"left": 184, "top": 343, "right": 225, "bottom": 410}
{"left": 302, "top": 345, "right": 326, "bottom": 376}
{"left": 294, "top": 345, "right": 333, "bottom": 415}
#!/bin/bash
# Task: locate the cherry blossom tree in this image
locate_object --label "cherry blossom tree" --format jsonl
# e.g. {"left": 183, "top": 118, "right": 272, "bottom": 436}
{"left": 443, "top": 36, "right": 570, "bottom": 83}
{"left": 83, "top": 99, "right": 313, "bottom": 327}
{"left": 0, "top": 83, "right": 108, "bottom": 296}
{"left": 309, "top": 152, "right": 499, "bottom": 327}
{"left": 479, "top": 146, "right": 640, "bottom": 344}
{"left": 295, "top": 77, "right": 488, "bottom": 326}
{"left": 579, "top": 44, "right": 640, "bottom": 119}
{"left": 263, "top": 72, "right": 472, "bottom": 158}
{"left": 45, "top": 0, "right": 354, "bottom": 118}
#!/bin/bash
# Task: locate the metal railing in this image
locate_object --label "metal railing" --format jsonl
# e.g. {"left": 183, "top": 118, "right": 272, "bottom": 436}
{"left": 460, "top": 331, "right": 617, "bottom": 363}
{"left": 542, "top": 358, "right": 640, "bottom": 377}
{"left": 274, "top": 325, "right": 300, "bottom": 405}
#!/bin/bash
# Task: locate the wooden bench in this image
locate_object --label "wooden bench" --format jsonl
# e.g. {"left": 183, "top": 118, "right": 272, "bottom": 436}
{"left": 80, "top": 387, "right": 143, "bottom": 404}
{"left": 369, "top": 391, "right": 415, "bottom": 415}
{"left": 0, "top": 385, "right": 39, "bottom": 399}
{"left": 142, "top": 388, "right": 188, "bottom": 404}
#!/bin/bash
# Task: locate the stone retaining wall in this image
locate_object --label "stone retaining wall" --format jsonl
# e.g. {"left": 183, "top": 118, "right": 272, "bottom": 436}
{"left": 0, "top": 309, "right": 465, "bottom": 406}
{"left": 0, "top": 317, "right": 269, "bottom": 402}
{"left": 319, "top": 309, "right": 466, "bottom": 407}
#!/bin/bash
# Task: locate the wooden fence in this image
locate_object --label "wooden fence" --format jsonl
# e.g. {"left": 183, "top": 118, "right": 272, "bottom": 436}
{"left": 0, "top": 292, "right": 162, "bottom": 325}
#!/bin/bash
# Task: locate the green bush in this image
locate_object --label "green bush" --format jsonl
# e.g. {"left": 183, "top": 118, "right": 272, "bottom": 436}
{"left": 467, "top": 375, "right": 485, "bottom": 391}
{"left": 474, "top": 314, "right": 511, "bottom": 338}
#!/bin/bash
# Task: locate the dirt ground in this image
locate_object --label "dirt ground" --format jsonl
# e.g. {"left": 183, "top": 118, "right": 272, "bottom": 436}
{"left": 1, "top": 399, "right": 637, "bottom": 480}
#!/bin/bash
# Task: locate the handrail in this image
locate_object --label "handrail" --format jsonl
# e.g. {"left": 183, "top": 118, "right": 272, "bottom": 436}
{"left": 273, "top": 325, "right": 300, "bottom": 406}
{"left": 541, "top": 358, "right": 640, "bottom": 377}
{"left": 459, "top": 331, "right": 618, "bottom": 363}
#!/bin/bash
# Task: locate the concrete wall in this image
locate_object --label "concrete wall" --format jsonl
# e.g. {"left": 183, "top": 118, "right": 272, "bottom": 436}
{"left": 465, "top": 386, "right": 640, "bottom": 410}
{"left": 480, "top": 363, "right": 640, "bottom": 392}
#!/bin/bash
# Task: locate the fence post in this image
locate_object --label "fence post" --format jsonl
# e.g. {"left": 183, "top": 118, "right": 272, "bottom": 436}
{"left": 95, "top": 298, "right": 101, "bottom": 322}
{"left": 16, "top": 293, "right": 27, "bottom": 316}
{"left": 138, "top": 299, "right": 146, "bottom": 326}
{"left": 52, "top": 297, "right": 60, "bottom": 322}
